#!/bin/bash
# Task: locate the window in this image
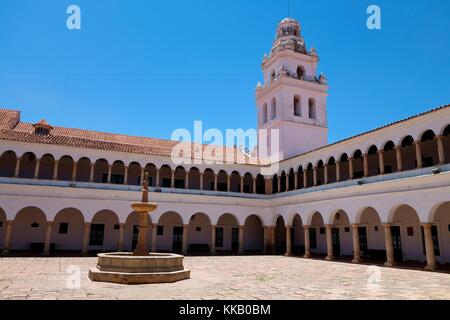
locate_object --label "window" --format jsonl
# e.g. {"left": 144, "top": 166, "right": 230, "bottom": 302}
{"left": 111, "top": 174, "right": 124, "bottom": 184}
{"left": 89, "top": 224, "right": 105, "bottom": 246}
{"left": 174, "top": 179, "right": 185, "bottom": 188}
{"left": 374, "top": 226, "right": 378, "bottom": 232}
{"left": 262, "top": 103, "right": 268, "bottom": 124}
{"left": 0, "top": 221, "right": 3, "bottom": 227}
{"left": 157, "top": 225, "right": 164, "bottom": 236}
{"left": 271, "top": 98, "right": 277, "bottom": 120}
{"left": 319, "top": 227, "right": 325, "bottom": 235}
{"left": 309, "top": 98, "right": 316, "bottom": 119}
{"left": 297, "top": 66, "right": 305, "bottom": 80}
{"left": 310, "top": 228, "right": 317, "bottom": 249}
{"left": 344, "top": 227, "right": 350, "bottom": 233}
{"left": 58, "top": 223, "right": 69, "bottom": 234}
{"left": 215, "top": 227, "right": 224, "bottom": 248}
{"left": 270, "top": 70, "right": 276, "bottom": 82}
{"left": 161, "top": 178, "right": 171, "bottom": 188}
{"left": 114, "top": 224, "right": 120, "bottom": 230}
{"left": 196, "top": 227, "right": 202, "bottom": 232}
{"left": 407, "top": 226, "right": 414, "bottom": 236}
{"left": 294, "top": 96, "right": 301, "bottom": 117}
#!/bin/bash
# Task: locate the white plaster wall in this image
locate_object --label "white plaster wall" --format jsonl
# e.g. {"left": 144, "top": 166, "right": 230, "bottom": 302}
{"left": 217, "top": 214, "right": 239, "bottom": 252}
{"left": 188, "top": 213, "right": 211, "bottom": 246}
{"left": 51, "top": 208, "right": 84, "bottom": 251}
{"left": 393, "top": 205, "right": 424, "bottom": 262}
{"left": 11, "top": 207, "right": 47, "bottom": 250}
{"left": 89, "top": 210, "right": 119, "bottom": 251}
{"left": 244, "top": 215, "right": 264, "bottom": 251}
{"left": 157, "top": 212, "right": 182, "bottom": 252}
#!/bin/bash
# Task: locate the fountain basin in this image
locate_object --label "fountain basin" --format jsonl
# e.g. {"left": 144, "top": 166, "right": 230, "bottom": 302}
{"left": 88, "top": 252, "right": 190, "bottom": 285}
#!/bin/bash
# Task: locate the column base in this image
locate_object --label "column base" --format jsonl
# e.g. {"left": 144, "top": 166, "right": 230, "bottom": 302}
{"left": 425, "top": 264, "right": 436, "bottom": 271}
{"left": 284, "top": 252, "right": 292, "bottom": 257}
{"left": 384, "top": 261, "right": 396, "bottom": 267}
{"left": 325, "top": 255, "right": 334, "bottom": 261}
{"left": 210, "top": 251, "right": 217, "bottom": 256}
{"left": 303, "top": 253, "right": 311, "bottom": 259}
{"left": 351, "top": 257, "right": 361, "bottom": 264}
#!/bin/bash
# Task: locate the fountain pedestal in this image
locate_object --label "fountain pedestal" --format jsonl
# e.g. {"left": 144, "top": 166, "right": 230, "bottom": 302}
{"left": 88, "top": 173, "right": 190, "bottom": 285}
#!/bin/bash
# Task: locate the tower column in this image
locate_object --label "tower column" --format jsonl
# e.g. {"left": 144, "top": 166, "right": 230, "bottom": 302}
{"left": 285, "top": 225, "right": 292, "bottom": 256}
{"left": 182, "top": 224, "right": 189, "bottom": 255}
{"left": 363, "top": 154, "right": 369, "bottom": 177}
{"left": 82, "top": 222, "right": 91, "bottom": 256}
{"left": 117, "top": 223, "right": 125, "bottom": 251}
{"left": 435, "top": 135, "right": 445, "bottom": 165}
{"left": 238, "top": 225, "right": 244, "bottom": 254}
{"left": 199, "top": 173, "right": 204, "bottom": 190}
{"left": 151, "top": 223, "right": 157, "bottom": 252}
{"left": 303, "top": 225, "right": 311, "bottom": 258}
{"left": 2, "top": 221, "right": 13, "bottom": 255}
{"left": 422, "top": 223, "right": 437, "bottom": 270}
{"left": 294, "top": 172, "right": 298, "bottom": 189}
{"left": 325, "top": 225, "right": 334, "bottom": 261}
{"left": 123, "top": 166, "right": 128, "bottom": 185}
{"left": 378, "top": 150, "right": 385, "bottom": 174}
{"left": 313, "top": 167, "right": 318, "bottom": 186}
{"left": 324, "top": 164, "right": 329, "bottom": 184}
{"left": 303, "top": 170, "right": 307, "bottom": 188}
{"left": 71, "top": 161, "right": 78, "bottom": 181}
{"left": 348, "top": 157, "right": 354, "bottom": 180}
{"left": 53, "top": 160, "right": 59, "bottom": 180}
{"left": 14, "top": 157, "right": 21, "bottom": 178}
{"left": 210, "top": 225, "right": 216, "bottom": 255}
{"left": 395, "top": 146, "right": 403, "bottom": 172}
{"left": 383, "top": 224, "right": 395, "bottom": 267}
{"left": 107, "top": 164, "right": 112, "bottom": 183}
{"left": 335, "top": 161, "right": 341, "bottom": 182}
{"left": 414, "top": 141, "right": 423, "bottom": 169}
{"left": 89, "top": 163, "right": 95, "bottom": 182}
{"left": 351, "top": 224, "right": 361, "bottom": 263}
{"left": 34, "top": 158, "right": 41, "bottom": 179}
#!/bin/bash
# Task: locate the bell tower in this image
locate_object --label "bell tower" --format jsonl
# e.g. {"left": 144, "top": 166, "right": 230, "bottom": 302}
{"left": 256, "top": 18, "right": 329, "bottom": 160}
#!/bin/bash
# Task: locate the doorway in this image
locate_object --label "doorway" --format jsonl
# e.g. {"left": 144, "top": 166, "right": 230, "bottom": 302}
{"left": 172, "top": 226, "right": 183, "bottom": 253}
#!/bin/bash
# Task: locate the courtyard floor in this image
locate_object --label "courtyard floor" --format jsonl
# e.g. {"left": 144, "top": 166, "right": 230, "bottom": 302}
{"left": 0, "top": 255, "right": 449, "bottom": 300}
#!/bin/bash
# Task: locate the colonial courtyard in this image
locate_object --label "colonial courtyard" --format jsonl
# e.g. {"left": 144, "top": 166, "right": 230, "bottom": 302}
{"left": 0, "top": 255, "right": 449, "bottom": 300}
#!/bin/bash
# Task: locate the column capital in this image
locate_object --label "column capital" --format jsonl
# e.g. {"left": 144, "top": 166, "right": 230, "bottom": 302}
{"left": 433, "top": 134, "right": 444, "bottom": 141}
{"left": 47, "top": 221, "right": 54, "bottom": 227}
{"left": 285, "top": 225, "right": 292, "bottom": 229}
{"left": 377, "top": 149, "right": 384, "bottom": 154}
{"left": 381, "top": 223, "right": 392, "bottom": 228}
{"left": 325, "top": 224, "right": 334, "bottom": 228}
{"left": 420, "top": 223, "right": 434, "bottom": 228}
{"left": 413, "top": 140, "right": 421, "bottom": 145}
{"left": 351, "top": 224, "right": 360, "bottom": 228}
{"left": 394, "top": 145, "right": 402, "bottom": 150}
{"left": 303, "top": 224, "right": 311, "bottom": 229}
{"left": 5, "top": 220, "right": 13, "bottom": 226}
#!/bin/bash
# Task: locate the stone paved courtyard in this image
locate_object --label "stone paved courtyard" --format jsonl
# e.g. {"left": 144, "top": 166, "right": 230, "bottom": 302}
{"left": 0, "top": 256, "right": 449, "bottom": 300}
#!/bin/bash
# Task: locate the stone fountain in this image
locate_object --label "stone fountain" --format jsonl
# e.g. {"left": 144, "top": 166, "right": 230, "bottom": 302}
{"left": 88, "top": 173, "right": 190, "bottom": 284}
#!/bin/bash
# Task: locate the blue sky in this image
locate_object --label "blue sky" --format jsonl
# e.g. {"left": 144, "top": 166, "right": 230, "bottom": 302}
{"left": 0, "top": 0, "right": 449, "bottom": 145}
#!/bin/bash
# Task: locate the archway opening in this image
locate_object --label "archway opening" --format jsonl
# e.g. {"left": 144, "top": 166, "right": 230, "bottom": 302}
{"left": 0, "top": 208, "right": 6, "bottom": 250}
{"left": 332, "top": 210, "right": 352, "bottom": 257}
{"left": 127, "top": 162, "right": 142, "bottom": 186}
{"left": 157, "top": 212, "right": 183, "bottom": 253}
{"left": 217, "top": 170, "right": 228, "bottom": 191}
{"left": 110, "top": 161, "right": 125, "bottom": 184}
{"left": 188, "top": 167, "right": 200, "bottom": 189}
{"left": 358, "top": 207, "right": 384, "bottom": 261}
{"left": 52, "top": 208, "right": 85, "bottom": 252}
{"left": 243, "top": 173, "right": 253, "bottom": 193}
{"left": 11, "top": 207, "right": 47, "bottom": 252}
{"left": 420, "top": 130, "right": 438, "bottom": 167}
{"left": 93, "top": 159, "right": 109, "bottom": 183}
{"left": 90, "top": 210, "right": 120, "bottom": 252}
{"left": 76, "top": 157, "right": 91, "bottom": 182}
{"left": 0, "top": 151, "right": 17, "bottom": 177}
{"left": 292, "top": 214, "right": 304, "bottom": 255}
{"left": 383, "top": 141, "right": 397, "bottom": 173}
{"left": 203, "top": 169, "right": 215, "bottom": 190}
{"left": 243, "top": 215, "right": 264, "bottom": 253}
{"left": 58, "top": 156, "right": 74, "bottom": 181}
{"left": 443, "top": 125, "right": 450, "bottom": 164}
{"left": 174, "top": 166, "right": 186, "bottom": 189}
{"left": 288, "top": 168, "right": 295, "bottom": 191}
{"left": 159, "top": 165, "right": 172, "bottom": 188}
{"left": 230, "top": 171, "right": 240, "bottom": 192}
{"left": 280, "top": 171, "right": 286, "bottom": 192}
{"left": 316, "top": 161, "right": 324, "bottom": 185}
{"left": 188, "top": 213, "right": 212, "bottom": 254}
{"left": 124, "top": 211, "right": 152, "bottom": 251}
{"left": 431, "top": 202, "right": 450, "bottom": 264}
{"left": 352, "top": 150, "right": 364, "bottom": 179}
{"left": 255, "top": 174, "right": 265, "bottom": 194}
{"left": 310, "top": 212, "right": 326, "bottom": 255}
{"left": 18, "top": 152, "right": 37, "bottom": 179}
{"left": 274, "top": 216, "right": 286, "bottom": 254}
{"left": 401, "top": 136, "right": 416, "bottom": 171}
{"left": 339, "top": 154, "right": 350, "bottom": 181}
{"left": 144, "top": 163, "right": 156, "bottom": 187}
{"left": 367, "top": 145, "right": 379, "bottom": 177}
{"left": 327, "top": 157, "right": 336, "bottom": 183}
{"left": 216, "top": 213, "right": 239, "bottom": 253}
{"left": 391, "top": 205, "right": 422, "bottom": 262}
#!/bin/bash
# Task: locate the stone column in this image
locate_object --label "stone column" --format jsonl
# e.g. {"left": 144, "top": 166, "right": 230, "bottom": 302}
{"left": 185, "top": 171, "right": 189, "bottom": 189}
{"left": 351, "top": 224, "right": 361, "bottom": 263}
{"left": 155, "top": 169, "right": 160, "bottom": 187}
{"left": 199, "top": 173, "right": 204, "bottom": 190}
{"left": 325, "top": 225, "right": 334, "bottom": 261}
{"left": 71, "top": 161, "right": 78, "bottom": 181}
{"left": 182, "top": 224, "right": 189, "bottom": 255}
{"left": 303, "top": 170, "right": 307, "bottom": 188}
{"left": 14, "top": 157, "right": 21, "bottom": 178}
{"left": 414, "top": 141, "right": 423, "bottom": 169}
{"left": 270, "top": 226, "right": 275, "bottom": 254}
{"left": 313, "top": 167, "right": 318, "bottom": 186}
{"left": 383, "top": 224, "right": 395, "bottom": 267}
{"left": 123, "top": 166, "right": 128, "bottom": 185}
{"left": 285, "top": 175, "right": 289, "bottom": 191}
{"left": 107, "top": 165, "right": 112, "bottom": 183}
{"left": 285, "top": 225, "right": 292, "bottom": 256}
{"left": 240, "top": 176, "right": 244, "bottom": 193}
{"left": 395, "top": 146, "right": 403, "bottom": 172}
{"left": 363, "top": 154, "right": 369, "bottom": 177}
{"left": 53, "top": 160, "right": 59, "bottom": 180}
{"left": 238, "top": 225, "right": 244, "bottom": 254}
{"left": 303, "top": 225, "right": 311, "bottom": 258}
{"left": 43, "top": 221, "right": 53, "bottom": 256}
{"left": 227, "top": 175, "right": 231, "bottom": 192}
{"left": 336, "top": 161, "right": 341, "bottom": 182}
{"left": 378, "top": 150, "right": 385, "bottom": 174}
{"left": 89, "top": 163, "right": 95, "bottom": 182}
{"left": 349, "top": 157, "right": 354, "bottom": 180}
{"left": 277, "top": 176, "right": 281, "bottom": 192}
{"left": 210, "top": 225, "right": 216, "bottom": 255}
{"left": 117, "top": 223, "right": 125, "bottom": 251}
{"left": 265, "top": 179, "right": 273, "bottom": 195}
{"left": 422, "top": 223, "right": 437, "bottom": 270}
{"left": 263, "top": 226, "right": 269, "bottom": 254}
{"left": 81, "top": 222, "right": 91, "bottom": 256}
{"left": 2, "top": 221, "right": 13, "bottom": 254}
{"left": 170, "top": 170, "right": 175, "bottom": 188}
{"left": 435, "top": 135, "right": 445, "bottom": 165}
{"left": 33, "top": 158, "right": 41, "bottom": 179}
{"left": 324, "top": 164, "right": 329, "bottom": 184}
{"left": 252, "top": 177, "right": 256, "bottom": 194}
{"left": 214, "top": 174, "right": 218, "bottom": 191}
{"left": 294, "top": 172, "right": 298, "bottom": 189}
{"left": 151, "top": 224, "right": 157, "bottom": 252}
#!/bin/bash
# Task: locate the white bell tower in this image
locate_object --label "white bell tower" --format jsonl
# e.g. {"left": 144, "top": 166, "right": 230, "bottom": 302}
{"left": 256, "top": 18, "right": 329, "bottom": 160}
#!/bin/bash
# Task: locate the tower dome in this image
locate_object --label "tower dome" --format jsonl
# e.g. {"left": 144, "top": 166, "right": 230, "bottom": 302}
{"left": 270, "top": 18, "right": 307, "bottom": 56}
